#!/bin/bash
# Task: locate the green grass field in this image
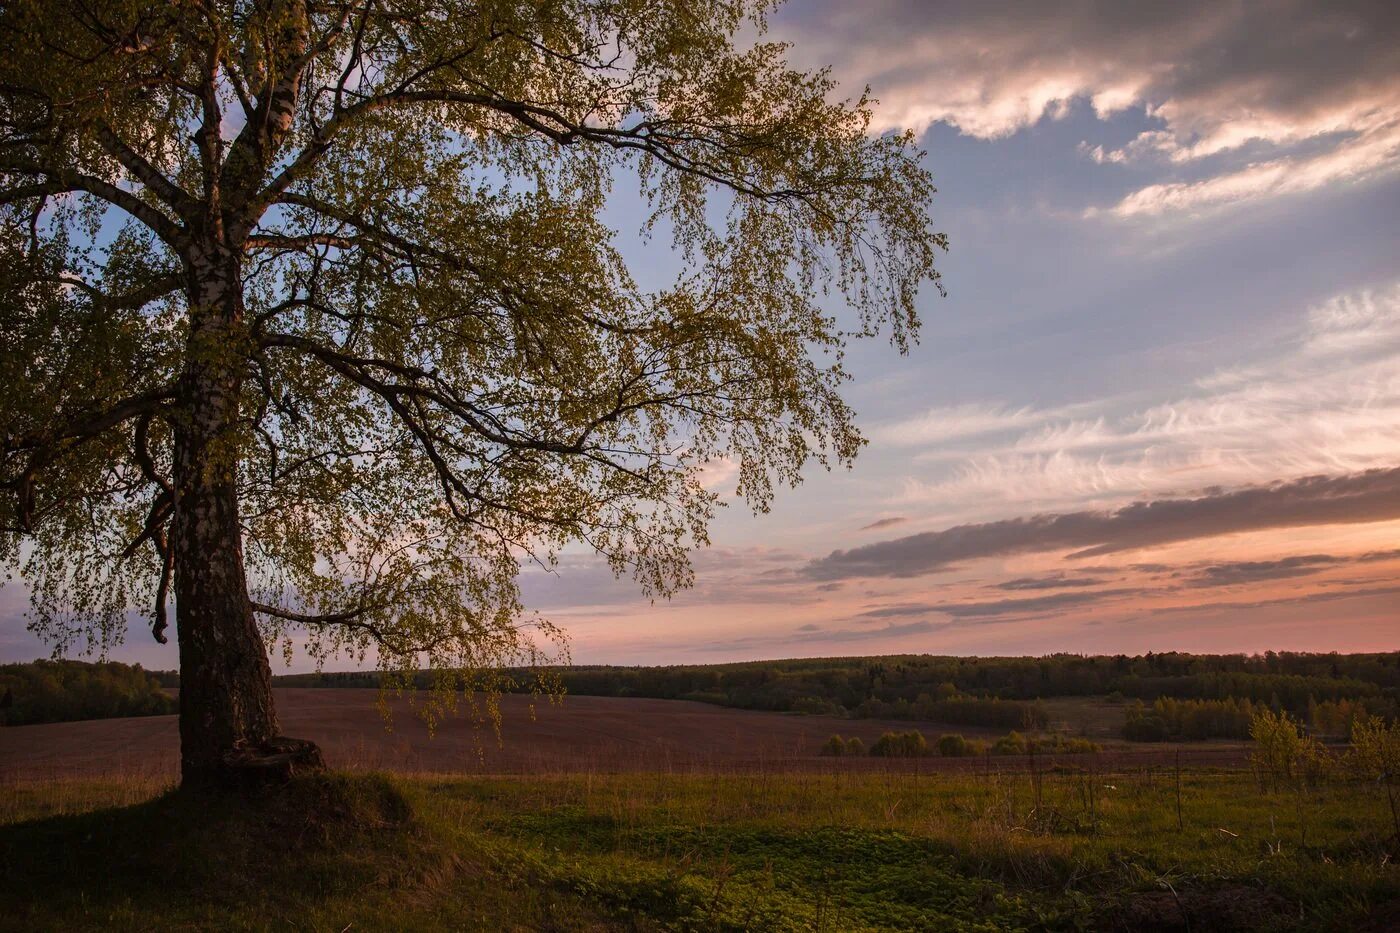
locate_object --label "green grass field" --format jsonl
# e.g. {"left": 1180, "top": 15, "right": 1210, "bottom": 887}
{"left": 2, "top": 763, "right": 1397, "bottom": 931}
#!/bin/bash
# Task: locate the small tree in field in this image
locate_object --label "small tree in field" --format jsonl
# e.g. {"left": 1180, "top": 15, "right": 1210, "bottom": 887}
{"left": 1349, "top": 715, "right": 1400, "bottom": 844}
{"left": 992, "top": 731, "right": 1027, "bottom": 756}
{"left": 0, "top": 1, "right": 941, "bottom": 786}
{"left": 820, "top": 734, "right": 847, "bottom": 757}
{"left": 1250, "top": 708, "right": 1326, "bottom": 793}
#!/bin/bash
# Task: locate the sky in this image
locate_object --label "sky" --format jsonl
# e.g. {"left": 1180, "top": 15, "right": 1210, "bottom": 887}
{"left": 3, "top": 0, "right": 1398, "bottom": 668}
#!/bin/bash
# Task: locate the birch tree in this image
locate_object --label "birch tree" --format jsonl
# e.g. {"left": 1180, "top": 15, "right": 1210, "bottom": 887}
{"left": 0, "top": 0, "right": 943, "bottom": 786}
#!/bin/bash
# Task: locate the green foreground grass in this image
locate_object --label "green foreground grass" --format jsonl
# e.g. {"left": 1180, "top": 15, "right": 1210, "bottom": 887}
{"left": 1, "top": 766, "right": 1397, "bottom": 931}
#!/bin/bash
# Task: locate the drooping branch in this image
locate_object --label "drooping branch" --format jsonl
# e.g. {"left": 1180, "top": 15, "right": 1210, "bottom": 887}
{"left": 251, "top": 599, "right": 382, "bottom": 627}
{"left": 118, "top": 490, "right": 172, "bottom": 561}
{"left": 265, "top": 192, "right": 462, "bottom": 265}
{"left": 152, "top": 533, "right": 172, "bottom": 644}
{"left": 0, "top": 164, "right": 186, "bottom": 249}
{"left": 259, "top": 331, "right": 613, "bottom": 456}
{"left": 250, "top": 598, "right": 459, "bottom": 654}
{"left": 390, "top": 90, "right": 824, "bottom": 204}
{"left": 1, "top": 389, "right": 176, "bottom": 533}
{"left": 131, "top": 411, "right": 173, "bottom": 494}
{"left": 4, "top": 387, "right": 177, "bottom": 456}
{"left": 252, "top": 88, "right": 822, "bottom": 232}
{"left": 129, "top": 412, "right": 174, "bottom": 644}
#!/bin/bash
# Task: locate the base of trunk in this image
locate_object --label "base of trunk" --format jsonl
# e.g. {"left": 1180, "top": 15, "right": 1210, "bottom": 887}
{"left": 187, "top": 736, "right": 325, "bottom": 789}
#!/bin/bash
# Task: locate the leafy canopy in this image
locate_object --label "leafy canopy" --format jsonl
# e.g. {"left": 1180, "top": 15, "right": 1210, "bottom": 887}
{"left": 0, "top": 0, "right": 942, "bottom": 699}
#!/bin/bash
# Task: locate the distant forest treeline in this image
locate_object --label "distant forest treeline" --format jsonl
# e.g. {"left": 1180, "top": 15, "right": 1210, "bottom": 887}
{"left": 259, "top": 651, "right": 1400, "bottom": 729}
{"left": 15, "top": 652, "right": 1400, "bottom": 732}
{"left": 0, "top": 660, "right": 176, "bottom": 726}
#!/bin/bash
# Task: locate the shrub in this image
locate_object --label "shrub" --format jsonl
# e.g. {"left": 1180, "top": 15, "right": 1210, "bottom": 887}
{"left": 1348, "top": 715, "right": 1400, "bottom": 841}
{"left": 1123, "top": 714, "right": 1170, "bottom": 742}
{"left": 845, "top": 737, "right": 865, "bottom": 756}
{"left": 1033, "top": 735, "right": 1100, "bottom": 754}
{"left": 937, "top": 733, "right": 973, "bottom": 757}
{"left": 792, "top": 696, "right": 842, "bottom": 716}
{"left": 820, "top": 734, "right": 848, "bottom": 757}
{"left": 870, "top": 730, "right": 928, "bottom": 757}
{"left": 1349, "top": 715, "right": 1400, "bottom": 782}
{"left": 991, "top": 731, "right": 1027, "bottom": 755}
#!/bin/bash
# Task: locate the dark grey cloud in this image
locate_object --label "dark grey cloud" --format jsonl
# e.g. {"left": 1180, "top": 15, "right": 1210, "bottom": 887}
{"left": 1143, "top": 584, "right": 1400, "bottom": 617}
{"left": 818, "top": 620, "right": 947, "bottom": 642}
{"left": 1188, "top": 554, "right": 1340, "bottom": 587}
{"left": 860, "top": 516, "right": 908, "bottom": 531}
{"left": 695, "top": 619, "right": 947, "bottom": 655}
{"left": 777, "top": 1, "right": 1400, "bottom": 213}
{"left": 1185, "top": 548, "right": 1400, "bottom": 587}
{"left": 937, "top": 589, "right": 1138, "bottom": 619}
{"left": 856, "top": 588, "right": 1139, "bottom": 622}
{"left": 780, "top": 1, "right": 1400, "bottom": 132}
{"left": 856, "top": 603, "right": 942, "bottom": 621}
{"left": 807, "top": 468, "right": 1400, "bottom": 580}
{"left": 995, "top": 574, "right": 1108, "bottom": 591}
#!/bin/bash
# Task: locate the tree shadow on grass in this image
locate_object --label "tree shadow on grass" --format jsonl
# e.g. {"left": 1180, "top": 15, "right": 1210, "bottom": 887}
{"left": 0, "top": 773, "right": 428, "bottom": 930}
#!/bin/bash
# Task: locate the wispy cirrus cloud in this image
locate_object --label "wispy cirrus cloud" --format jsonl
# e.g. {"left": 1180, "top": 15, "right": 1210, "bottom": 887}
{"left": 1102, "top": 121, "right": 1400, "bottom": 217}
{"left": 867, "top": 403, "right": 1050, "bottom": 448}
{"left": 878, "top": 282, "right": 1400, "bottom": 516}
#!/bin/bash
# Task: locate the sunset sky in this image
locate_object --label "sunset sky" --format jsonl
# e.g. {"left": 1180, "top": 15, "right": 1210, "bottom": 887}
{"left": 3, "top": 0, "right": 1397, "bottom": 668}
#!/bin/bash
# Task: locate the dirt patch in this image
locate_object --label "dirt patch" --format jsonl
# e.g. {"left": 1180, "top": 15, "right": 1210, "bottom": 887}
{"left": 1360, "top": 896, "right": 1400, "bottom": 932}
{"left": 0, "top": 688, "right": 1252, "bottom": 780}
{"left": 1110, "top": 884, "right": 1293, "bottom": 931}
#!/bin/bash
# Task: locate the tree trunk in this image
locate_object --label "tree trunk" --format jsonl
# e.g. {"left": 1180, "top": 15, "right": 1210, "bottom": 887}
{"left": 171, "top": 242, "right": 319, "bottom": 786}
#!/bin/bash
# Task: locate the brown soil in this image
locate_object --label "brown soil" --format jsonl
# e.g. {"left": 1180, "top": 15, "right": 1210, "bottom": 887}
{"left": 0, "top": 688, "right": 1251, "bottom": 780}
{"left": 1110, "top": 884, "right": 1293, "bottom": 931}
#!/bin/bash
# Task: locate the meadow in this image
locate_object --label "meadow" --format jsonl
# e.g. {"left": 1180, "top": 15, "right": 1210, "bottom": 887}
{"left": 2, "top": 760, "right": 1397, "bottom": 931}
{"left": 3, "top": 657, "right": 1397, "bottom": 930}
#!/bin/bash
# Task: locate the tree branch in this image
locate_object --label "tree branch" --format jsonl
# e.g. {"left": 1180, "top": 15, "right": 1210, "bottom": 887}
{"left": 0, "top": 164, "right": 186, "bottom": 249}
{"left": 93, "top": 121, "right": 198, "bottom": 218}
{"left": 5, "top": 387, "right": 177, "bottom": 455}
{"left": 245, "top": 232, "right": 357, "bottom": 252}
{"left": 55, "top": 272, "right": 182, "bottom": 311}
